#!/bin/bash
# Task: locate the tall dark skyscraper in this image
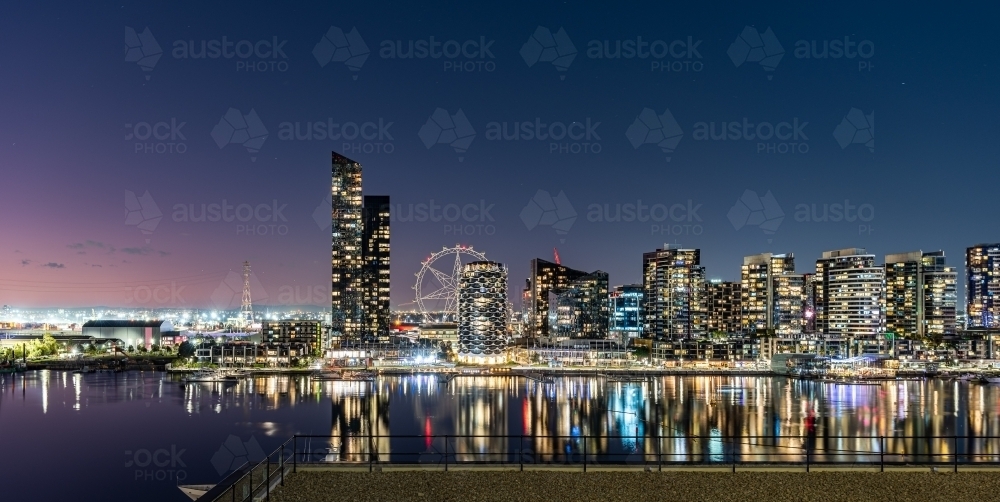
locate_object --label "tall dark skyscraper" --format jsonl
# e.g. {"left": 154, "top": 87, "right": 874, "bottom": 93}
{"left": 885, "top": 250, "right": 957, "bottom": 340}
{"left": 707, "top": 280, "right": 741, "bottom": 335}
{"left": 642, "top": 245, "right": 706, "bottom": 340}
{"left": 330, "top": 152, "right": 364, "bottom": 340}
{"left": 362, "top": 195, "right": 391, "bottom": 341}
{"left": 552, "top": 271, "right": 609, "bottom": 339}
{"left": 967, "top": 244, "right": 1000, "bottom": 329}
{"left": 526, "top": 258, "right": 594, "bottom": 338}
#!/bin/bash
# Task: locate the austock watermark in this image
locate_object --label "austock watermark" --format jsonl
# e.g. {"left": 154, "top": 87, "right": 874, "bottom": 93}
{"left": 586, "top": 35, "right": 705, "bottom": 73}
{"left": 125, "top": 282, "right": 187, "bottom": 306}
{"left": 729, "top": 189, "right": 875, "bottom": 239}
{"left": 125, "top": 27, "right": 289, "bottom": 78}
{"left": 391, "top": 199, "right": 497, "bottom": 236}
{"left": 172, "top": 199, "right": 289, "bottom": 236}
{"left": 728, "top": 25, "right": 874, "bottom": 78}
{"left": 521, "top": 190, "right": 704, "bottom": 238}
{"left": 125, "top": 118, "right": 187, "bottom": 154}
{"left": 380, "top": 34, "right": 497, "bottom": 72}
{"left": 125, "top": 445, "right": 187, "bottom": 482}
{"left": 277, "top": 117, "right": 395, "bottom": 154}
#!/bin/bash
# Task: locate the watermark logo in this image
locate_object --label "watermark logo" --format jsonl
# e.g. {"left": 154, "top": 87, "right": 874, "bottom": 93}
{"left": 125, "top": 445, "right": 187, "bottom": 482}
{"left": 277, "top": 117, "right": 394, "bottom": 154}
{"left": 379, "top": 35, "right": 496, "bottom": 72}
{"left": 211, "top": 108, "right": 268, "bottom": 161}
{"left": 125, "top": 27, "right": 162, "bottom": 80}
{"left": 520, "top": 189, "right": 576, "bottom": 239}
{"left": 692, "top": 117, "right": 808, "bottom": 154}
{"left": 794, "top": 37, "right": 874, "bottom": 71}
{"left": 210, "top": 272, "right": 269, "bottom": 310}
{"left": 586, "top": 36, "right": 704, "bottom": 73}
{"left": 727, "top": 189, "right": 784, "bottom": 238}
{"left": 125, "top": 118, "right": 187, "bottom": 154}
{"left": 391, "top": 199, "right": 496, "bottom": 236}
{"left": 313, "top": 194, "right": 332, "bottom": 230}
{"left": 520, "top": 26, "right": 576, "bottom": 79}
{"left": 125, "top": 282, "right": 186, "bottom": 306}
{"left": 171, "top": 199, "right": 288, "bottom": 236}
{"left": 418, "top": 108, "right": 475, "bottom": 161}
{"left": 172, "top": 36, "right": 288, "bottom": 72}
{"left": 626, "top": 108, "right": 683, "bottom": 161}
{"left": 588, "top": 199, "right": 704, "bottom": 236}
{"left": 210, "top": 435, "right": 265, "bottom": 476}
{"left": 313, "top": 26, "right": 370, "bottom": 79}
{"left": 125, "top": 190, "right": 162, "bottom": 243}
{"left": 484, "top": 117, "right": 601, "bottom": 154}
{"left": 727, "top": 26, "right": 783, "bottom": 79}
{"left": 833, "top": 108, "right": 874, "bottom": 152}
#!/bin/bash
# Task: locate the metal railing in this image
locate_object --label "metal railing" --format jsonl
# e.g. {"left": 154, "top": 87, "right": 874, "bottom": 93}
{"left": 209, "top": 433, "right": 1000, "bottom": 501}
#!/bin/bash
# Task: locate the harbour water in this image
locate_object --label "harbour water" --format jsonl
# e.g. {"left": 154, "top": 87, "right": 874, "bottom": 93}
{"left": 3, "top": 371, "right": 1000, "bottom": 501}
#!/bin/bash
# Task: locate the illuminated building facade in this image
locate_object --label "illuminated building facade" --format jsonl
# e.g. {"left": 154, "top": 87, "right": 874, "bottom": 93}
{"left": 457, "top": 261, "right": 508, "bottom": 363}
{"left": 707, "top": 280, "right": 741, "bottom": 335}
{"left": 362, "top": 195, "right": 391, "bottom": 341}
{"left": 773, "top": 273, "right": 805, "bottom": 336}
{"left": 885, "top": 250, "right": 957, "bottom": 340}
{"left": 815, "top": 248, "right": 884, "bottom": 339}
{"left": 261, "top": 320, "right": 323, "bottom": 354}
{"left": 609, "top": 284, "right": 643, "bottom": 342}
{"left": 740, "top": 253, "right": 797, "bottom": 335}
{"left": 552, "top": 271, "right": 609, "bottom": 339}
{"left": 967, "top": 244, "right": 1000, "bottom": 329}
{"left": 642, "top": 245, "right": 707, "bottom": 340}
{"left": 331, "top": 152, "right": 364, "bottom": 340}
{"left": 526, "top": 259, "right": 595, "bottom": 337}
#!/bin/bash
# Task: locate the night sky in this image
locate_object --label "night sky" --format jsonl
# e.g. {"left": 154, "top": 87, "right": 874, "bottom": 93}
{"left": 1, "top": 1, "right": 996, "bottom": 309}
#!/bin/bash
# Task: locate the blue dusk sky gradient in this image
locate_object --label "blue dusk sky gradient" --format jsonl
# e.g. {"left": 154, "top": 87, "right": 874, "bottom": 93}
{"left": 0, "top": 1, "right": 997, "bottom": 309}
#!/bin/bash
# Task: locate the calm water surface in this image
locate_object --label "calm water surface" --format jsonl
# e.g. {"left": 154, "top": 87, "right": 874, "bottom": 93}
{"left": 2, "top": 370, "right": 1000, "bottom": 501}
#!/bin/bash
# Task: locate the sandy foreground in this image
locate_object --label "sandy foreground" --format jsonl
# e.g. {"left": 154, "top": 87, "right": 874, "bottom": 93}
{"left": 265, "top": 470, "right": 1000, "bottom": 502}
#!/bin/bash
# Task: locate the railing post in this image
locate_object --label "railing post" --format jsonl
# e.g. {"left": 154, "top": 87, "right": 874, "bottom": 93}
{"left": 248, "top": 467, "right": 252, "bottom": 502}
{"left": 731, "top": 436, "right": 736, "bottom": 473}
{"left": 954, "top": 436, "right": 958, "bottom": 473}
{"left": 520, "top": 435, "right": 523, "bottom": 472}
{"left": 805, "top": 437, "right": 810, "bottom": 473}
{"left": 583, "top": 435, "right": 587, "bottom": 472}
{"left": 880, "top": 436, "right": 884, "bottom": 472}
{"left": 280, "top": 444, "right": 285, "bottom": 486}
{"left": 293, "top": 437, "right": 297, "bottom": 473}
{"left": 657, "top": 432, "right": 661, "bottom": 472}
{"left": 369, "top": 439, "right": 373, "bottom": 472}
{"left": 266, "top": 456, "right": 270, "bottom": 500}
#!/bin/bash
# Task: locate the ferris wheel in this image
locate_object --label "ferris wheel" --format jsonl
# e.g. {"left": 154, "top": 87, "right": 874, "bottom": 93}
{"left": 414, "top": 245, "right": 488, "bottom": 317}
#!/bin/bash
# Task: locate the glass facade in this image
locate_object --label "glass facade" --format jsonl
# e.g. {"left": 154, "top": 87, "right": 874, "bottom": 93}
{"left": 967, "top": 244, "right": 1000, "bottom": 329}
{"left": 330, "top": 152, "right": 364, "bottom": 341}
{"left": 609, "top": 284, "right": 644, "bottom": 341}
{"left": 642, "top": 246, "right": 707, "bottom": 340}
{"left": 362, "top": 195, "right": 391, "bottom": 341}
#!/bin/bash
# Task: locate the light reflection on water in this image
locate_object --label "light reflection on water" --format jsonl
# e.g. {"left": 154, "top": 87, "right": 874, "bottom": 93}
{"left": 5, "top": 371, "right": 1000, "bottom": 501}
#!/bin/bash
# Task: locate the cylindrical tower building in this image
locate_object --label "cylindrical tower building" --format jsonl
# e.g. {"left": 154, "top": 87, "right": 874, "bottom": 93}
{"left": 458, "top": 261, "right": 508, "bottom": 364}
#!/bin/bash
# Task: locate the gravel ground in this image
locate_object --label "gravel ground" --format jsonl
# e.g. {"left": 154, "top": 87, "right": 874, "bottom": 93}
{"left": 267, "top": 470, "right": 1000, "bottom": 502}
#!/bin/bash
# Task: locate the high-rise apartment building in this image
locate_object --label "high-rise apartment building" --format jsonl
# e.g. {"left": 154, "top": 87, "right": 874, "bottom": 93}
{"left": 707, "top": 280, "right": 741, "bottom": 335}
{"left": 457, "top": 261, "right": 508, "bottom": 364}
{"left": 885, "top": 251, "right": 957, "bottom": 341}
{"left": 526, "top": 259, "right": 596, "bottom": 337}
{"left": 642, "top": 245, "right": 707, "bottom": 340}
{"left": 740, "top": 253, "right": 797, "bottom": 335}
{"left": 967, "top": 244, "right": 1000, "bottom": 329}
{"left": 330, "top": 152, "right": 364, "bottom": 340}
{"left": 551, "top": 271, "right": 609, "bottom": 339}
{"left": 361, "top": 195, "right": 391, "bottom": 341}
{"left": 815, "top": 248, "right": 884, "bottom": 339}
{"left": 609, "top": 284, "right": 644, "bottom": 341}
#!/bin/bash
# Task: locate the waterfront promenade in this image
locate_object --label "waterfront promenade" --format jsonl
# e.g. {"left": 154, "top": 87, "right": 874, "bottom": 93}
{"left": 266, "top": 470, "right": 1000, "bottom": 502}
